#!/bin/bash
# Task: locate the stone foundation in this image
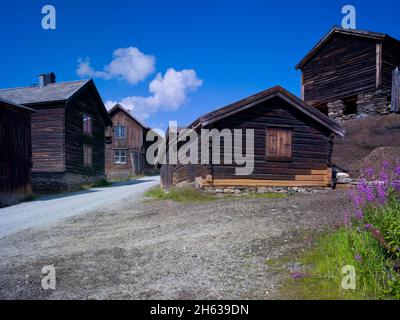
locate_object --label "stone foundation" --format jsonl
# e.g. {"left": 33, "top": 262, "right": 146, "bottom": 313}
{"left": 200, "top": 186, "right": 332, "bottom": 195}
{"left": 327, "top": 90, "right": 391, "bottom": 122}
{"left": 32, "top": 172, "right": 106, "bottom": 194}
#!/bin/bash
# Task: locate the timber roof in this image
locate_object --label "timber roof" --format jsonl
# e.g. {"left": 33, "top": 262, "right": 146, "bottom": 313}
{"left": 0, "top": 98, "right": 36, "bottom": 113}
{"left": 296, "top": 26, "right": 400, "bottom": 70}
{"left": 190, "top": 86, "right": 345, "bottom": 137}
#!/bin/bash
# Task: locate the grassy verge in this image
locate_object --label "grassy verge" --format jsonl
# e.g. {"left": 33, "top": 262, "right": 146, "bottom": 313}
{"left": 279, "top": 229, "right": 388, "bottom": 300}
{"left": 81, "top": 179, "right": 113, "bottom": 189}
{"left": 145, "top": 187, "right": 216, "bottom": 203}
{"left": 144, "top": 187, "right": 289, "bottom": 203}
{"left": 278, "top": 196, "right": 400, "bottom": 300}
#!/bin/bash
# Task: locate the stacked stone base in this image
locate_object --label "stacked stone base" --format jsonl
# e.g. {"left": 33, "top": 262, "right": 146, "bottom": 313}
{"left": 327, "top": 90, "right": 391, "bottom": 122}
{"left": 201, "top": 186, "right": 332, "bottom": 195}
{"left": 32, "top": 172, "right": 106, "bottom": 194}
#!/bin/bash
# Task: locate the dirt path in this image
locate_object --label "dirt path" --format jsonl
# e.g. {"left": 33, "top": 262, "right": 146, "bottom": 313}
{"left": 0, "top": 176, "right": 160, "bottom": 238}
{"left": 0, "top": 190, "right": 349, "bottom": 300}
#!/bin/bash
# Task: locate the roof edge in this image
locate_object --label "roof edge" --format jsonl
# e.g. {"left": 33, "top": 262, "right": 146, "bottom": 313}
{"left": 295, "top": 26, "right": 392, "bottom": 70}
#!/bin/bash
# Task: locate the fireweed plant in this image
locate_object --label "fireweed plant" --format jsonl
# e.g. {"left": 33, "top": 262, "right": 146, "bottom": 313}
{"left": 287, "top": 162, "right": 400, "bottom": 300}
{"left": 344, "top": 161, "right": 400, "bottom": 299}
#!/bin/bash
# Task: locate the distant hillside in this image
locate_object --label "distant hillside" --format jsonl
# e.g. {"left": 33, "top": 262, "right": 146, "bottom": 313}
{"left": 332, "top": 114, "right": 400, "bottom": 178}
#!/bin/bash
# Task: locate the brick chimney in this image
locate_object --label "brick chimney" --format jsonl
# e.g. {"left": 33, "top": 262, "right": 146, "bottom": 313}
{"left": 38, "top": 72, "right": 56, "bottom": 87}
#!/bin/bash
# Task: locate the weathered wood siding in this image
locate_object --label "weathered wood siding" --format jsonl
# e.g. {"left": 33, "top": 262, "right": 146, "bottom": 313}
{"left": 0, "top": 104, "right": 32, "bottom": 205}
{"left": 208, "top": 98, "right": 332, "bottom": 182}
{"left": 31, "top": 106, "right": 65, "bottom": 173}
{"left": 65, "top": 91, "right": 107, "bottom": 177}
{"left": 382, "top": 38, "right": 400, "bottom": 91}
{"left": 302, "top": 35, "right": 377, "bottom": 107}
{"left": 105, "top": 109, "right": 146, "bottom": 177}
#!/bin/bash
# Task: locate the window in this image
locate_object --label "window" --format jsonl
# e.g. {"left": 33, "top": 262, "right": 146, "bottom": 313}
{"left": 266, "top": 128, "right": 292, "bottom": 160}
{"left": 83, "top": 144, "right": 93, "bottom": 166}
{"left": 114, "top": 126, "right": 126, "bottom": 139}
{"left": 114, "top": 150, "right": 127, "bottom": 164}
{"left": 83, "top": 114, "right": 92, "bottom": 135}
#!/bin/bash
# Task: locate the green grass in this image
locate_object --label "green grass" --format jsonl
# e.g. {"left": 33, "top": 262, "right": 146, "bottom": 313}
{"left": 145, "top": 187, "right": 217, "bottom": 203}
{"left": 82, "top": 179, "right": 113, "bottom": 189}
{"left": 144, "top": 187, "right": 289, "bottom": 203}
{"left": 279, "top": 228, "right": 399, "bottom": 300}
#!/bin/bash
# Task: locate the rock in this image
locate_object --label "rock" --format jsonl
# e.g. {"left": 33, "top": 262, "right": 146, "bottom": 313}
{"left": 223, "top": 188, "right": 234, "bottom": 194}
{"left": 337, "top": 177, "right": 352, "bottom": 184}
{"left": 215, "top": 189, "right": 224, "bottom": 194}
{"left": 336, "top": 172, "right": 350, "bottom": 179}
{"left": 257, "top": 187, "right": 269, "bottom": 194}
{"left": 233, "top": 189, "right": 241, "bottom": 194}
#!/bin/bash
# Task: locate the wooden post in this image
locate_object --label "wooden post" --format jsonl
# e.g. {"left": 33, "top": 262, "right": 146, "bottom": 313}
{"left": 392, "top": 67, "right": 400, "bottom": 113}
{"left": 376, "top": 43, "right": 382, "bottom": 89}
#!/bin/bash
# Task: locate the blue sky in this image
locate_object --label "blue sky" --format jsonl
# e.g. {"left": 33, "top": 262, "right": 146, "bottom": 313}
{"left": 0, "top": 0, "right": 399, "bottom": 129}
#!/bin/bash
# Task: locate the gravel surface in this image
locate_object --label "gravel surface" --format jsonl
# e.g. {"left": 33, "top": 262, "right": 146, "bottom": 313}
{"left": 0, "top": 176, "right": 160, "bottom": 238}
{"left": 0, "top": 189, "right": 350, "bottom": 300}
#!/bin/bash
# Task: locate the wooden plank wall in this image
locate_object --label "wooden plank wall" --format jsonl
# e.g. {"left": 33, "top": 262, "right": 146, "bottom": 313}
{"left": 392, "top": 68, "right": 400, "bottom": 113}
{"left": 302, "top": 35, "right": 377, "bottom": 107}
{"left": 209, "top": 98, "right": 332, "bottom": 181}
{"left": 31, "top": 106, "right": 65, "bottom": 173}
{"left": 382, "top": 38, "right": 400, "bottom": 91}
{"left": 105, "top": 110, "right": 146, "bottom": 176}
{"left": 65, "top": 90, "right": 107, "bottom": 176}
{"left": 0, "top": 106, "right": 32, "bottom": 205}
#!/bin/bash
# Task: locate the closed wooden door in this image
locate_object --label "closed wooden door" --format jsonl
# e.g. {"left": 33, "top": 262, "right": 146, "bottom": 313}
{"left": 266, "top": 128, "right": 292, "bottom": 160}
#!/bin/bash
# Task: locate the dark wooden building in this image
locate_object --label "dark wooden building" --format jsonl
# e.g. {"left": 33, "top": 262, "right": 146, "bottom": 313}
{"left": 296, "top": 27, "right": 400, "bottom": 120}
{"left": 106, "top": 104, "right": 149, "bottom": 180}
{"left": 0, "top": 98, "right": 36, "bottom": 206}
{"left": 0, "top": 73, "right": 112, "bottom": 193}
{"left": 163, "top": 86, "right": 344, "bottom": 190}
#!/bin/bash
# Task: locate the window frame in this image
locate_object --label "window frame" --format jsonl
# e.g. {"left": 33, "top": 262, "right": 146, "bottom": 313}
{"left": 114, "top": 149, "right": 127, "bottom": 165}
{"left": 83, "top": 144, "right": 93, "bottom": 167}
{"left": 265, "top": 126, "right": 293, "bottom": 162}
{"left": 83, "top": 113, "right": 92, "bottom": 136}
{"left": 114, "top": 125, "right": 126, "bottom": 139}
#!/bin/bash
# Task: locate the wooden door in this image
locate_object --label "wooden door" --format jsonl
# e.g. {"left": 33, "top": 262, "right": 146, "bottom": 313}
{"left": 266, "top": 128, "right": 292, "bottom": 160}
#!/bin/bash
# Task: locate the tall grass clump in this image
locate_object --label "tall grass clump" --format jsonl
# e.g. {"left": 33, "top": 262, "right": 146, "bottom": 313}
{"left": 288, "top": 161, "right": 400, "bottom": 300}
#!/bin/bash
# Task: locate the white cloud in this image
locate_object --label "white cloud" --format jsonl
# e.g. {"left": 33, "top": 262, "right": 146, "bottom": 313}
{"left": 76, "top": 47, "right": 155, "bottom": 85}
{"left": 105, "top": 68, "right": 203, "bottom": 121}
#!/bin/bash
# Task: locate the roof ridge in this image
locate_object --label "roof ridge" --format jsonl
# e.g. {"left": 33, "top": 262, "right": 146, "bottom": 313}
{"left": 0, "top": 79, "right": 90, "bottom": 92}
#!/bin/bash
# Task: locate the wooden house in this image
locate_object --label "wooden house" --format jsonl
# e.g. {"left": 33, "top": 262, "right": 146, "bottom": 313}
{"left": 105, "top": 104, "right": 149, "bottom": 180}
{"left": 296, "top": 27, "right": 400, "bottom": 120}
{"left": 0, "top": 98, "right": 36, "bottom": 206}
{"left": 0, "top": 73, "right": 112, "bottom": 193}
{"left": 162, "top": 86, "right": 344, "bottom": 190}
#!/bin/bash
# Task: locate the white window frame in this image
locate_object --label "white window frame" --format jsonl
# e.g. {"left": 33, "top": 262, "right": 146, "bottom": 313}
{"left": 83, "top": 114, "right": 92, "bottom": 136}
{"left": 114, "top": 126, "right": 126, "bottom": 139}
{"left": 114, "top": 149, "right": 127, "bottom": 164}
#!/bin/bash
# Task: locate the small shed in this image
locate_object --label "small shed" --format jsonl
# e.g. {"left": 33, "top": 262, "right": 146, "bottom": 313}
{"left": 296, "top": 27, "right": 400, "bottom": 120}
{"left": 163, "top": 86, "right": 345, "bottom": 190}
{"left": 0, "top": 98, "right": 36, "bottom": 206}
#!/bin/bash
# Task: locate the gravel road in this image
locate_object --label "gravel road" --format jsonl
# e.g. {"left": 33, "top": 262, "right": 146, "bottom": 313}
{"left": 0, "top": 176, "right": 160, "bottom": 238}
{"left": 0, "top": 188, "right": 350, "bottom": 300}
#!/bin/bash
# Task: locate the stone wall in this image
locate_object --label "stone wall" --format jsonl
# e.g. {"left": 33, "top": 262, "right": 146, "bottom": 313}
{"left": 327, "top": 90, "right": 392, "bottom": 122}
{"left": 32, "top": 172, "right": 105, "bottom": 194}
{"left": 201, "top": 186, "right": 332, "bottom": 195}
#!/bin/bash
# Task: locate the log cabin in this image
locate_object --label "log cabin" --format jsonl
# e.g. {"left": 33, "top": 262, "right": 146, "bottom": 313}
{"left": 105, "top": 104, "right": 149, "bottom": 180}
{"left": 0, "top": 98, "right": 36, "bottom": 206}
{"left": 0, "top": 73, "right": 112, "bottom": 193}
{"left": 296, "top": 27, "right": 400, "bottom": 121}
{"left": 161, "top": 86, "right": 345, "bottom": 190}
